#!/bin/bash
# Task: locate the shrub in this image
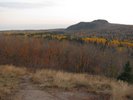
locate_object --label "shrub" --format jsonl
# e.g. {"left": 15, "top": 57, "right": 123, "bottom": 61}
{"left": 117, "top": 61, "right": 133, "bottom": 84}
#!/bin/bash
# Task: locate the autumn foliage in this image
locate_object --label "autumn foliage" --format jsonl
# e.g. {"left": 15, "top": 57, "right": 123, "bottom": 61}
{"left": 0, "top": 36, "right": 131, "bottom": 77}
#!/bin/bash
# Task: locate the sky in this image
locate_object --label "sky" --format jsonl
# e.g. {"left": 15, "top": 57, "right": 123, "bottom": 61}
{"left": 0, "top": 0, "right": 133, "bottom": 30}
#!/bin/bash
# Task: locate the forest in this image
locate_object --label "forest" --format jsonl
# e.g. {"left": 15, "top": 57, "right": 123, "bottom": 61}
{"left": 0, "top": 29, "right": 133, "bottom": 78}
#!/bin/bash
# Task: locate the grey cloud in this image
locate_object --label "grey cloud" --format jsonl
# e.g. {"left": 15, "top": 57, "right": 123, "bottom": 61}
{"left": 0, "top": 2, "right": 56, "bottom": 9}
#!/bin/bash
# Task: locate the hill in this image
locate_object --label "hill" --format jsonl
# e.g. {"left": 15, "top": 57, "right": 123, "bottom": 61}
{"left": 66, "top": 19, "right": 133, "bottom": 35}
{"left": 66, "top": 19, "right": 109, "bottom": 30}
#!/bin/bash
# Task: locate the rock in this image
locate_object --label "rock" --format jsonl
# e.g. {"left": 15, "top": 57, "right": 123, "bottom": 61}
{"left": 21, "top": 75, "right": 31, "bottom": 80}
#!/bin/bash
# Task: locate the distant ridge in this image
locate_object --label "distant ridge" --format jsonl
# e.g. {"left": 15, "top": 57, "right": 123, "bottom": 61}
{"left": 66, "top": 19, "right": 133, "bottom": 32}
{"left": 92, "top": 19, "right": 109, "bottom": 23}
{"left": 66, "top": 19, "right": 110, "bottom": 30}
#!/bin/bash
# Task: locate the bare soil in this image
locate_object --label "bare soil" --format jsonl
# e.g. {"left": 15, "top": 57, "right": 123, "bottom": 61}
{"left": 12, "top": 75, "right": 109, "bottom": 100}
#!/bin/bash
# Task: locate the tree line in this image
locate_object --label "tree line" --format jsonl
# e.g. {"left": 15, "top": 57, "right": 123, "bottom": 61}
{"left": 0, "top": 36, "right": 132, "bottom": 78}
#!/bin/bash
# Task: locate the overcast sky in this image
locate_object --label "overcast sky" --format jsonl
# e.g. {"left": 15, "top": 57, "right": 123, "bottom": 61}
{"left": 0, "top": 0, "right": 133, "bottom": 30}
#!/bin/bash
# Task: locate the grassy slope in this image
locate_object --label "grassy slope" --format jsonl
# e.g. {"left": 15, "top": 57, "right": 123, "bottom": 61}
{"left": 0, "top": 65, "right": 133, "bottom": 100}
{"left": 31, "top": 69, "right": 133, "bottom": 100}
{"left": 0, "top": 65, "right": 27, "bottom": 100}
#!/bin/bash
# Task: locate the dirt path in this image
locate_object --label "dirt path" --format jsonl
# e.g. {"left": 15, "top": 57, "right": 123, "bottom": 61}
{"left": 12, "top": 75, "right": 60, "bottom": 100}
{"left": 15, "top": 90, "right": 60, "bottom": 100}
{"left": 12, "top": 75, "right": 105, "bottom": 100}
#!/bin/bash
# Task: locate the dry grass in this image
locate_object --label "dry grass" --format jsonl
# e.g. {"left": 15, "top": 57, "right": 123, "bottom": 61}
{"left": 109, "top": 80, "right": 133, "bottom": 100}
{"left": 31, "top": 69, "right": 133, "bottom": 100}
{"left": 0, "top": 65, "right": 26, "bottom": 76}
{"left": 0, "top": 65, "right": 27, "bottom": 100}
{"left": 0, "top": 65, "right": 132, "bottom": 100}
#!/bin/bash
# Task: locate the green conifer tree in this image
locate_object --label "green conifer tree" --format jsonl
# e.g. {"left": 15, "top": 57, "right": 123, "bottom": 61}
{"left": 117, "top": 61, "right": 133, "bottom": 84}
